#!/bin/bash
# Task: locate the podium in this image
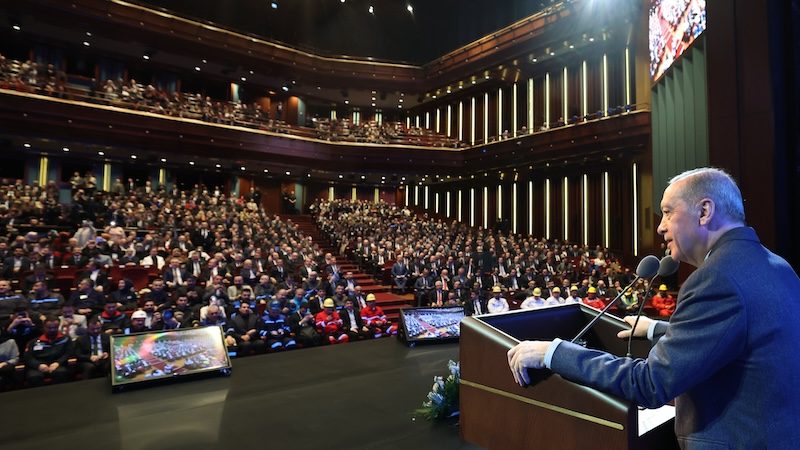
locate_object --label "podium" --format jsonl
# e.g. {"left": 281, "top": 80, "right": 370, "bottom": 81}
{"left": 459, "top": 303, "right": 678, "bottom": 450}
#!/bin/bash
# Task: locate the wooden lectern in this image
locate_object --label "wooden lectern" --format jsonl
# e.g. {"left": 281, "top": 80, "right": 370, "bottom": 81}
{"left": 460, "top": 303, "right": 678, "bottom": 450}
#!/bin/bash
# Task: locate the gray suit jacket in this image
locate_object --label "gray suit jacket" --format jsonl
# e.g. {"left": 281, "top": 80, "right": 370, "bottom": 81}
{"left": 550, "top": 227, "right": 800, "bottom": 449}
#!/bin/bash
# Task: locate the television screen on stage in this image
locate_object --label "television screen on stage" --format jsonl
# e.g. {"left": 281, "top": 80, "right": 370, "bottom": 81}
{"left": 110, "top": 326, "right": 232, "bottom": 387}
{"left": 400, "top": 307, "right": 464, "bottom": 341}
{"left": 649, "top": 0, "right": 706, "bottom": 81}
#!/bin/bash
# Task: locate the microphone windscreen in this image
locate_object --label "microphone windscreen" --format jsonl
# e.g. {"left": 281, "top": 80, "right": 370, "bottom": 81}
{"left": 635, "top": 255, "right": 660, "bottom": 278}
{"left": 658, "top": 255, "right": 680, "bottom": 277}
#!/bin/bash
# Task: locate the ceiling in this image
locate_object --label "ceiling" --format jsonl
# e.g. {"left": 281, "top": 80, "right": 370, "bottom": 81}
{"left": 141, "top": 0, "right": 552, "bottom": 64}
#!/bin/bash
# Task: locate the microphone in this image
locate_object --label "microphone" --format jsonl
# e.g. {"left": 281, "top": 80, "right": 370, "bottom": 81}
{"left": 570, "top": 255, "right": 660, "bottom": 344}
{"left": 625, "top": 256, "right": 680, "bottom": 356}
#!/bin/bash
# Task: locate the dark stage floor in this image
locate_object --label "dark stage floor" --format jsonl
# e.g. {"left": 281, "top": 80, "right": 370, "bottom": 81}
{"left": 2, "top": 338, "right": 482, "bottom": 450}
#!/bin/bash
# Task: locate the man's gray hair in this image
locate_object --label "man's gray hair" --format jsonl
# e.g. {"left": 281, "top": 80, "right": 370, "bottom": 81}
{"left": 669, "top": 167, "right": 746, "bottom": 223}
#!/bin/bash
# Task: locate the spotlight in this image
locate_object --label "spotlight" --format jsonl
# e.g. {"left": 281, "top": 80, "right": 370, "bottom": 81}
{"left": 130, "top": 155, "right": 137, "bottom": 159}
{"left": 195, "top": 66, "right": 201, "bottom": 71}
{"left": 241, "top": 76, "right": 247, "bottom": 81}
{"left": 282, "top": 85, "right": 289, "bottom": 92}
{"left": 189, "top": 161, "right": 195, "bottom": 165}
{"left": 407, "top": 4, "right": 413, "bottom": 13}
{"left": 12, "top": 25, "right": 21, "bottom": 31}
{"left": 83, "top": 41, "right": 90, "bottom": 46}
{"left": 271, "top": 2, "right": 278, "bottom": 9}
{"left": 368, "top": 5, "right": 374, "bottom": 14}
{"left": 241, "top": 166, "right": 246, "bottom": 171}
{"left": 161, "top": 158, "right": 167, "bottom": 162}
{"left": 23, "top": 143, "right": 31, "bottom": 148}
{"left": 98, "top": 151, "right": 105, "bottom": 156}
{"left": 285, "top": 171, "right": 291, "bottom": 176}
{"left": 62, "top": 147, "right": 70, "bottom": 152}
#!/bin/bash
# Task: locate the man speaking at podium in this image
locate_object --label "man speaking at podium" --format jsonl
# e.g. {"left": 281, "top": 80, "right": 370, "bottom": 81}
{"left": 508, "top": 168, "right": 800, "bottom": 449}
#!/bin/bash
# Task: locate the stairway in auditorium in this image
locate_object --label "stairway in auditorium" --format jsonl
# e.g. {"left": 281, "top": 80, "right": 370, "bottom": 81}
{"left": 290, "top": 215, "right": 414, "bottom": 321}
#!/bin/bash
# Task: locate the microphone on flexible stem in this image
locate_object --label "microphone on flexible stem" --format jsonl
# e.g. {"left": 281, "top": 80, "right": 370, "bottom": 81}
{"left": 625, "top": 255, "right": 680, "bottom": 357}
{"left": 570, "top": 255, "right": 660, "bottom": 344}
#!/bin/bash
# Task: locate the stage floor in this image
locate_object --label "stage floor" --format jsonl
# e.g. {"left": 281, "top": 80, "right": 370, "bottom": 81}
{"left": 3, "top": 338, "right": 482, "bottom": 450}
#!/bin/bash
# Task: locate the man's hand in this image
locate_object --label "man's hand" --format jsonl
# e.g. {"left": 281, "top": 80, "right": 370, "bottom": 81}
{"left": 38, "top": 363, "right": 50, "bottom": 373}
{"left": 240, "top": 334, "right": 250, "bottom": 342}
{"left": 49, "top": 362, "right": 59, "bottom": 372}
{"left": 616, "top": 316, "right": 653, "bottom": 339}
{"left": 90, "top": 355, "right": 100, "bottom": 363}
{"left": 507, "top": 340, "right": 552, "bottom": 387}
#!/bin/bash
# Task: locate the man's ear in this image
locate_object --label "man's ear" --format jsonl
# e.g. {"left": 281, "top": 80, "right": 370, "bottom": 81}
{"left": 698, "top": 198, "right": 715, "bottom": 226}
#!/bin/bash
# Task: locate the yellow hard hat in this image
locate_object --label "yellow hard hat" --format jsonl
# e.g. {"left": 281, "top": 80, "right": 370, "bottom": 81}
{"left": 323, "top": 298, "right": 335, "bottom": 308}
{"left": 659, "top": 284, "right": 668, "bottom": 291}
{"left": 533, "top": 288, "right": 542, "bottom": 296}
{"left": 366, "top": 293, "right": 377, "bottom": 302}
{"left": 587, "top": 287, "right": 597, "bottom": 294}
{"left": 570, "top": 285, "right": 578, "bottom": 291}
{"left": 492, "top": 285, "right": 502, "bottom": 293}
{"left": 552, "top": 287, "right": 560, "bottom": 293}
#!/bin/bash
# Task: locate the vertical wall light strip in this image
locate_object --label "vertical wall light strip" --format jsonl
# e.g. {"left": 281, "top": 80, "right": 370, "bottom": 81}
{"left": 470, "top": 188, "right": 475, "bottom": 227}
{"left": 545, "top": 73, "right": 551, "bottom": 128}
{"left": 602, "top": 53, "right": 609, "bottom": 117}
{"left": 374, "top": 188, "right": 379, "bottom": 203}
{"left": 625, "top": 47, "right": 631, "bottom": 107}
{"left": 545, "top": 179, "right": 551, "bottom": 239}
{"left": 497, "top": 87, "right": 503, "bottom": 137}
{"left": 512, "top": 83, "right": 518, "bottom": 137}
{"left": 471, "top": 97, "right": 476, "bottom": 145}
{"left": 603, "top": 171, "right": 610, "bottom": 248}
{"left": 103, "top": 163, "right": 112, "bottom": 191}
{"left": 512, "top": 183, "right": 518, "bottom": 234}
{"left": 435, "top": 192, "right": 440, "bottom": 214}
{"left": 447, "top": 105, "right": 452, "bottom": 137}
{"left": 38, "top": 157, "right": 48, "bottom": 186}
{"left": 458, "top": 102, "right": 464, "bottom": 141}
{"left": 351, "top": 187, "right": 357, "bottom": 201}
{"left": 483, "top": 92, "right": 489, "bottom": 142}
{"left": 446, "top": 191, "right": 451, "bottom": 217}
{"left": 415, "top": 115, "right": 420, "bottom": 128}
{"left": 483, "top": 186, "right": 489, "bottom": 228}
{"left": 563, "top": 67, "right": 568, "bottom": 123}
{"left": 424, "top": 186, "right": 430, "bottom": 209}
{"left": 158, "top": 168, "right": 166, "bottom": 187}
{"left": 582, "top": 61, "right": 588, "bottom": 121}
{"left": 425, "top": 112, "right": 430, "bottom": 129}
{"left": 376, "top": 112, "right": 382, "bottom": 126}
{"left": 406, "top": 116, "right": 410, "bottom": 128}
{"left": 404, "top": 185, "right": 409, "bottom": 206}
{"left": 330, "top": 109, "right": 337, "bottom": 120}
{"left": 528, "top": 181, "right": 534, "bottom": 235}
{"left": 414, "top": 185, "right": 419, "bottom": 206}
{"left": 458, "top": 190, "right": 463, "bottom": 222}
{"left": 329, "top": 186, "right": 335, "bottom": 201}
{"left": 632, "top": 163, "right": 639, "bottom": 256}
{"left": 497, "top": 185, "right": 503, "bottom": 219}
{"left": 582, "top": 174, "right": 589, "bottom": 245}
{"left": 528, "top": 78, "right": 534, "bottom": 131}
{"left": 563, "top": 177, "right": 569, "bottom": 241}
{"left": 435, "top": 109, "right": 441, "bottom": 133}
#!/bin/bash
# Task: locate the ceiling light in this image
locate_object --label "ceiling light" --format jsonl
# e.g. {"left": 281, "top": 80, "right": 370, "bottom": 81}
{"left": 23, "top": 143, "right": 31, "bottom": 148}
{"left": 589, "top": 37, "right": 595, "bottom": 42}
{"left": 344, "top": 100, "right": 349, "bottom": 105}
{"left": 399, "top": 98, "right": 403, "bottom": 103}
{"left": 240, "top": 76, "right": 247, "bottom": 81}
{"left": 97, "top": 151, "right": 105, "bottom": 156}
{"left": 401, "top": 177, "right": 406, "bottom": 181}
{"left": 216, "top": 164, "right": 221, "bottom": 168}
{"left": 281, "top": 85, "right": 289, "bottom": 92}
{"left": 532, "top": 58, "right": 538, "bottom": 62}
{"left": 381, "top": 176, "right": 386, "bottom": 180}
{"left": 271, "top": 2, "right": 278, "bottom": 9}
{"left": 160, "top": 158, "right": 167, "bottom": 162}
{"left": 398, "top": 105, "right": 402, "bottom": 109}
{"left": 338, "top": 175, "right": 343, "bottom": 179}
{"left": 569, "top": 44, "right": 575, "bottom": 49}
{"left": 472, "top": 80, "right": 476, "bottom": 84}
{"left": 131, "top": 155, "right": 137, "bottom": 159}
{"left": 62, "top": 147, "right": 69, "bottom": 152}
{"left": 368, "top": 5, "right": 374, "bottom": 14}
{"left": 432, "top": 95, "right": 437, "bottom": 99}
{"left": 12, "top": 25, "right": 21, "bottom": 31}
{"left": 83, "top": 41, "right": 90, "bottom": 46}
{"left": 143, "top": 55, "right": 150, "bottom": 60}
{"left": 285, "top": 171, "right": 291, "bottom": 176}
{"left": 240, "top": 166, "right": 246, "bottom": 171}
{"left": 371, "top": 103, "right": 376, "bottom": 107}
{"left": 550, "top": 51, "right": 555, "bottom": 56}
{"left": 371, "top": 97, "right": 376, "bottom": 101}
{"left": 407, "top": 4, "right": 413, "bottom": 13}
{"left": 85, "top": 32, "right": 92, "bottom": 37}
{"left": 341, "top": 0, "right": 345, "bottom": 3}
{"left": 201, "top": 59, "right": 207, "bottom": 64}
{"left": 249, "top": 70, "right": 254, "bottom": 74}
{"left": 189, "top": 161, "right": 195, "bottom": 165}
{"left": 307, "top": 173, "right": 311, "bottom": 178}
{"left": 195, "top": 66, "right": 201, "bottom": 71}
{"left": 361, "top": 175, "right": 366, "bottom": 179}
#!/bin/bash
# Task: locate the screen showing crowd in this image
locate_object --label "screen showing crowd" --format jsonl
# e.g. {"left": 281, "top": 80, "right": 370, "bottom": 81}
{"left": 110, "top": 326, "right": 230, "bottom": 386}
{"left": 649, "top": 0, "right": 707, "bottom": 81}
{"left": 401, "top": 307, "right": 464, "bottom": 341}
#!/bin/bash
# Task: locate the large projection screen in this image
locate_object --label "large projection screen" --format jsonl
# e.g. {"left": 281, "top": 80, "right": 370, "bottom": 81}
{"left": 649, "top": 0, "right": 707, "bottom": 82}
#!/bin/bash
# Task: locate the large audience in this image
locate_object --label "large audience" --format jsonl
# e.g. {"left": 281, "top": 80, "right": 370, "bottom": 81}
{"left": 312, "top": 199, "right": 672, "bottom": 316}
{"left": 0, "top": 179, "right": 398, "bottom": 389}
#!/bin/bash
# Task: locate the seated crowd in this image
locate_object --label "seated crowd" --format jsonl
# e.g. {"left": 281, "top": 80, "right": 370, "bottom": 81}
{"left": 0, "top": 53, "right": 461, "bottom": 148}
{"left": 312, "top": 199, "right": 674, "bottom": 317}
{"left": 0, "top": 180, "right": 397, "bottom": 389}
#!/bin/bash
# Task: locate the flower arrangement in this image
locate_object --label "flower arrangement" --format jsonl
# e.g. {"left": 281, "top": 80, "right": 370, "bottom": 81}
{"left": 415, "top": 360, "right": 460, "bottom": 421}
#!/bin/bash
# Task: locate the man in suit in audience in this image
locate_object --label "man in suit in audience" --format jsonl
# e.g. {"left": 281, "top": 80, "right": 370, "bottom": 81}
{"left": 464, "top": 290, "right": 487, "bottom": 316}
{"left": 414, "top": 268, "right": 433, "bottom": 307}
{"left": 508, "top": 168, "right": 800, "bottom": 449}
{"left": 74, "top": 317, "right": 110, "bottom": 379}
{"left": 391, "top": 257, "right": 408, "bottom": 294}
